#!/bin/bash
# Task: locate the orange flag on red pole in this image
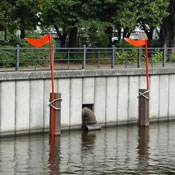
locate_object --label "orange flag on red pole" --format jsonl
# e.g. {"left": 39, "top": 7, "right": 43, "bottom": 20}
{"left": 124, "top": 38, "right": 146, "bottom": 47}
{"left": 124, "top": 38, "right": 149, "bottom": 89}
{"left": 25, "top": 34, "right": 55, "bottom": 137}
{"left": 25, "top": 34, "right": 50, "bottom": 48}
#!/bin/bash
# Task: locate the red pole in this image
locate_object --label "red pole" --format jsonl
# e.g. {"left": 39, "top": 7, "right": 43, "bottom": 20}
{"left": 49, "top": 34, "right": 55, "bottom": 137}
{"left": 145, "top": 40, "right": 149, "bottom": 89}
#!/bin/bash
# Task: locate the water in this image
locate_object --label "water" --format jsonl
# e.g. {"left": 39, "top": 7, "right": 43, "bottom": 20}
{"left": 0, "top": 122, "right": 175, "bottom": 175}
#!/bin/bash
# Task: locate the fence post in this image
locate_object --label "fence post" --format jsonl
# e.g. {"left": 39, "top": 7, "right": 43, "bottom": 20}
{"left": 163, "top": 45, "right": 167, "bottom": 67}
{"left": 34, "top": 50, "right": 37, "bottom": 70}
{"left": 111, "top": 45, "right": 115, "bottom": 68}
{"left": 138, "top": 48, "right": 141, "bottom": 68}
{"left": 52, "top": 45, "right": 54, "bottom": 69}
{"left": 68, "top": 49, "right": 70, "bottom": 69}
{"left": 16, "top": 45, "right": 19, "bottom": 71}
{"left": 82, "top": 45, "right": 86, "bottom": 69}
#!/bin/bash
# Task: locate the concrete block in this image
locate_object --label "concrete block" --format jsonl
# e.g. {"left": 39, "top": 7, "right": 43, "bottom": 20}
{"left": 159, "top": 75, "right": 168, "bottom": 118}
{"left": 70, "top": 78, "right": 82, "bottom": 127}
{"left": 129, "top": 76, "right": 139, "bottom": 121}
{"left": 0, "top": 81, "right": 15, "bottom": 133}
{"left": 106, "top": 77, "right": 117, "bottom": 124}
{"left": 16, "top": 81, "right": 30, "bottom": 132}
{"left": 94, "top": 78, "right": 106, "bottom": 123}
{"left": 82, "top": 78, "right": 94, "bottom": 104}
{"left": 169, "top": 75, "right": 175, "bottom": 117}
{"left": 58, "top": 79, "right": 70, "bottom": 128}
{"left": 118, "top": 77, "right": 128, "bottom": 122}
{"left": 30, "top": 80, "right": 44, "bottom": 130}
{"left": 150, "top": 76, "right": 159, "bottom": 120}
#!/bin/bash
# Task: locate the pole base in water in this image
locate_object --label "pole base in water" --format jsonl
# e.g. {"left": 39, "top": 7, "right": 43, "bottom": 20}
{"left": 138, "top": 89, "right": 150, "bottom": 127}
{"left": 49, "top": 93, "right": 62, "bottom": 136}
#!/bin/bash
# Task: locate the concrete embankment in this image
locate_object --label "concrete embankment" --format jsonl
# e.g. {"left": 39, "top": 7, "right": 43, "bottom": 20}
{"left": 0, "top": 68, "right": 175, "bottom": 136}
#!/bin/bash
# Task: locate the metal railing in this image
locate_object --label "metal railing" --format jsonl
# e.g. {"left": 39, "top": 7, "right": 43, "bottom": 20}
{"left": 0, "top": 45, "right": 175, "bottom": 71}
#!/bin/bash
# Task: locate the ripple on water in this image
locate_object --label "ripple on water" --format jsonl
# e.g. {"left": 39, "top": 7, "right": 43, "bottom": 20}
{"left": 0, "top": 122, "right": 175, "bottom": 174}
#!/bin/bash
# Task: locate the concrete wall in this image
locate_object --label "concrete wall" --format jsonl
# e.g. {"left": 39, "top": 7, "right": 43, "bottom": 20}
{"left": 0, "top": 68, "right": 175, "bottom": 136}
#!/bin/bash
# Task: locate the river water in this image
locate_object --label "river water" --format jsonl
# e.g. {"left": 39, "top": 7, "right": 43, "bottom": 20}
{"left": 0, "top": 121, "right": 175, "bottom": 175}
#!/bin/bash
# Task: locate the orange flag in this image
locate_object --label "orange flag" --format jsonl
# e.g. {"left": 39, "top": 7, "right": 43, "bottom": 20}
{"left": 124, "top": 38, "right": 146, "bottom": 47}
{"left": 25, "top": 34, "right": 50, "bottom": 48}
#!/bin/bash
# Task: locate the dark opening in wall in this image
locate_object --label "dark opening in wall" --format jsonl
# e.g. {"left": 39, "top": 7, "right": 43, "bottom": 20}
{"left": 82, "top": 104, "right": 94, "bottom": 128}
{"left": 82, "top": 104, "right": 94, "bottom": 111}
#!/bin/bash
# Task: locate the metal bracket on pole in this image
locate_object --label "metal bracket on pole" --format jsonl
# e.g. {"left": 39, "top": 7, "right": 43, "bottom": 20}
{"left": 49, "top": 98, "right": 62, "bottom": 110}
{"left": 138, "top": 90, "right": 150, "bottom": 100}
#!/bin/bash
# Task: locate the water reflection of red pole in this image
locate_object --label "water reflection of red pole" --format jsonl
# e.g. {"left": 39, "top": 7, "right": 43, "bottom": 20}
{"left": 49, "top": 136, "right": 61, "bottom": 175}
{"left": 49, "top": 136, "right": 55, "bottom": 175}
{"left": 138, "top": 127, "right": 150, "bottom": 175}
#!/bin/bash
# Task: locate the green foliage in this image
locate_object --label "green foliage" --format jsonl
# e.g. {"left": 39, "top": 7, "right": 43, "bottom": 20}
{"left": 151, "top": 49, "right": 163, "bottom": 62}
{"left": 0, "top": 0, "right": 171, "bottom": 48}
{"left": 0, "top": 46, "right": 16, "bottom": 67}
{"left": 168, "top": 52, "right": 175, "bottom": 62}
{"left": 114, "top": 48, "right": 138, "bottom": 64}
{"left": 137, "top": 0, "right": 169, "bottom": 40}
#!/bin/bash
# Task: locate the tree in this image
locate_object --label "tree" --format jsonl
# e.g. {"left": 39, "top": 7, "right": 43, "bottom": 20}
{"left": 0, "top": 0, "right": 14, "bottom": 40}
{"left": 113, "top": 0, "right": 139, "bottom": 40}
{"left": 80, "top": 0, "right": 138, "bottom": 46}
{"left": 137, "top": 0, "right": 168, "bottom": 40}
{"left": 11, "top": 0, "right": 40, "bottom": 39}
{"left": 160, "top": 0, "right": 175, "bottom": 47}
{"left": 41, "top": 0, "right": 82, "bottom": 47}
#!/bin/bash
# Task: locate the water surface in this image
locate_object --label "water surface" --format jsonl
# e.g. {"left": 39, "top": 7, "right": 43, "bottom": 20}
{"left": 0, "top": 122, "right": 175, "bottom": 174}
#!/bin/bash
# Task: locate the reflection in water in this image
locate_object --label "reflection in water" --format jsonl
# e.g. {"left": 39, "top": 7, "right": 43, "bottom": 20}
{"left": 0, "top": 122, "right": 175, "bottom": 174}
{"left": 49, "top": 136, "right": 60, "bottom": 175}
{"left": 81, "top": 131, "right": 96, "bottom": 148}
{"left": 137, "top": 127, "right": 150, "bottom": 175}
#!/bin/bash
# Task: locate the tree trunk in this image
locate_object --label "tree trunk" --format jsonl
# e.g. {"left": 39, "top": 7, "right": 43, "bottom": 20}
{"left": 160, "top": 0, "right": 175, "bottom": 47}
{"left": 160, "top": 21, "right": 170, "bottom": 47}
{"left": 117, "top": 28, "right": 121, "bottom": 41}
{"left": 105, "top": 26, "right": 113, "bottom": 47}
{"left": 4, "top": 28, "right": 7, "bottom": 41}
{"left": 145, "top": 29, "right": 153, "bottom": 41}
{"left": 54, "top": 25, "right": 67, "bottom": 47}
{"left": 68, "top": 26, "right": 77, "bottom": 47}
{"left": 123, "top": 28, "right": 127, "bottom": 39}
{"left": 20, "top": 18, "right": 25, "bottom": 39}
{"left": 123, "top": 28, "right": 130, "bottom": 39}
{"left": 60, "top": 33, "right": 67, "bottom": 47}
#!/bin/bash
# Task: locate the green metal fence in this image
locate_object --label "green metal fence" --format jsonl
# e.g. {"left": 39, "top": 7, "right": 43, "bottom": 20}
{"left": 0, "top": 45, "right": 175, "bottom": 71}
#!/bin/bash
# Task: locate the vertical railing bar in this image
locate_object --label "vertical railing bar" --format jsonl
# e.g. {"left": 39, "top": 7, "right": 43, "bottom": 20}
{"left": 138, "top": 47, "right": 141, "bottom": 68}
{"left": 163, "top": 45, "right": 166, "bottom": 67}
{"left": 82, "top": 45, "right": 86, "bottom": 69}
{"left": 98, "top": 50, "right": 100, "bottom": 69}
{"left": 68, "top": 49, "right": 70, "bottom": 69}
{"left": 125, "top": 49, "right": 128, "bottom": 68}
{"left": 111, "top": 45, "right": 115, "bottom": 68}
{"left": 52, "top": 45, "right": 54, "bottom": 70}
{"left": 16, "top": 45, "right": 19, "bottom": 71}
{"left": 34, "top": 49, "right": 36, "bottom": 70}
